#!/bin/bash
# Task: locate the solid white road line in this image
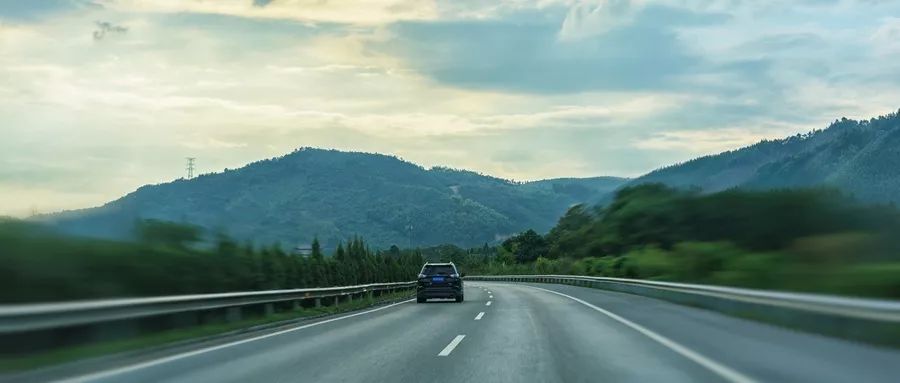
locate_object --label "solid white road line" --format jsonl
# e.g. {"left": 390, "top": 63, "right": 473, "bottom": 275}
{"left": 526, "top": 286, "right": 758, "bottom": 383}
{"left": 438, "top": 335, "right": 466, "bottom": 356}
{"left": 486, "top": 301, "right": 492, "bottom": 306}
{"left": 475, "top": 312, "right": 485, "bottom": 320}
{"left": 55, "top": 299, "right": 415, "bottom": 383}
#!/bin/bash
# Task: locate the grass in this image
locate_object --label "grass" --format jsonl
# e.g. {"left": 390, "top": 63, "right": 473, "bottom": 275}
{"left": 0, "top": 290, "right": 414, "bottom": 373}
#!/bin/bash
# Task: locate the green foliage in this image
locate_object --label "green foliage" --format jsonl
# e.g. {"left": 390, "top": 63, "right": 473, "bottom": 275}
{"left": 501, "top": 229, "right": 548, "bottom": 263}
{"left": 469, "top": 185, "right": 900, "bottom": 298}
{"left": 0, "top": 220, "right": 424, "bottom": 303}
{"left": 544, "top": 184, "right": 900, "bottom": 257}
{"left": 546, "top": 204, "right": 593, "bottom": 258}
{"left": 311, "top": 237, "right": 323, "bottom": 260}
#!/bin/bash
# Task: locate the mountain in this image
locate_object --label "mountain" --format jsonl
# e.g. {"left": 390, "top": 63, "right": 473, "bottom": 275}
{"left": 629, "top": 110, "right": 900, "bottom": 204}
{"left": 44, "top": 149, "right": 627, "bottom": 248}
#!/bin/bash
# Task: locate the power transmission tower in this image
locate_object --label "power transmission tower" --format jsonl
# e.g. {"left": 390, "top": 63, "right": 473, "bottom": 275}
{"left": 186, "top": 157, "right": 196, "bottom": 179}
{"left": 406, "top": 223, "right": 413, "bottom": 249}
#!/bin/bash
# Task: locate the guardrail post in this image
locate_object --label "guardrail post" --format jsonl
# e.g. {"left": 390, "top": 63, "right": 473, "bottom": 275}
{"left": 367, "top": 290, "right": 374, "bottom": 300}
{"left": 347, "top": 293, "right": 353, "bottom": 303}
{"left": 314, "top": 297, "right": 322, "bottom": 308}
{"left": 264, "top": 303, "right": 275, "bottom": 316}
{"left": 225, "top": 307, "right": 242, "bottom": 323}
{"left": 293, "top": 300, "right": 302, "bottom": 311}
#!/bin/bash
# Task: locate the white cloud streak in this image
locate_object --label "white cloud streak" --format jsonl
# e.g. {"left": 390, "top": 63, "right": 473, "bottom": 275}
{"left": 96, "top": 0, "right": 440, "bottom": 25}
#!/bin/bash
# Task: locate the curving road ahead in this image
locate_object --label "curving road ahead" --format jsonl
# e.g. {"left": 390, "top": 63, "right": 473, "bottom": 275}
{"left": 38, "top": 283, "right": 900, "bottom": 382}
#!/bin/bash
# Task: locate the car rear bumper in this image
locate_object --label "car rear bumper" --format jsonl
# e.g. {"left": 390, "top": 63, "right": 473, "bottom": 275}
{"left": 417, "top": 286, "right": 462, "bottom": 299}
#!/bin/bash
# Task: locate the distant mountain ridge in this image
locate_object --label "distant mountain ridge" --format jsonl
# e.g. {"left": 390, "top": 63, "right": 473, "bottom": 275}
{"left": 46, "top": 149, "right": 627, "bottom": 248}
{"left": 629, "top": 110, "right": 900, "bottom": 204}
{"left": 44, "top": 110, "right": 900, "bottom": 248}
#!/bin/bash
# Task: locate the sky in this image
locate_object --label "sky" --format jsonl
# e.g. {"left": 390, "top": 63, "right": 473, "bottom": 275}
{"left": 1, "top": 0, "right": 899, "bottom": 217}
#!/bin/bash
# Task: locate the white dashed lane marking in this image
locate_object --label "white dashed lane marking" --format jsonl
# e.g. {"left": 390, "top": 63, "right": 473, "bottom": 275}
{"left": 438, "top": 335, "right": 466, "bottom": 356}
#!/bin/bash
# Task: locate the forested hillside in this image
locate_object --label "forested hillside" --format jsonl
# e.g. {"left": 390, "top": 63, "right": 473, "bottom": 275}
{"left": 454, "top": 184, "right": 900, "bottom": 298}
{"left": 631, "top": 110, "right": 900, "bottom": 204}
{"left": 43, "top": 149, "right": 626, "bottom": 248}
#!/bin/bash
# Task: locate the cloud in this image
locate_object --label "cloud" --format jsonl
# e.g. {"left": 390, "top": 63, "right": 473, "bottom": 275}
{"left": 0, "top": 0, "right": 100, "bottom": 22}
{"left": 1, "top": 0, "right": 900, "bottom": 216}
{"left": 634, "top": 128, "right": 783, "bottom": 154}
{"left": 94, "top": 0, "right": 440, "bottom": 25}
{"left": 558, "top": 0, "right": 636, "bottom": 40}
{"left": 380, "top": 4, "right": 733, "bottom": 94}
{"left": 871, "top": 17, "right": 900, "bottom": 56}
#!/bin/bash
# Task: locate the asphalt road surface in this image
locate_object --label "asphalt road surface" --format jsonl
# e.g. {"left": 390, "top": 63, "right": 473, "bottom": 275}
{"left": 40, "top": 282, "right": 900, "bottom": 382}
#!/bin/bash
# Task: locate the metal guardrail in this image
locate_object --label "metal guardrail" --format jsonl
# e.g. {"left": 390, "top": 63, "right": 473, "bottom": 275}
{"left": 467, "top": 275, "right": 900, "bottom": 346}
{"left": 467, "top": 275, "right": 900, "bottom": 321}
{"left": 0, "top": 281, "right": 416, "bottom": 334}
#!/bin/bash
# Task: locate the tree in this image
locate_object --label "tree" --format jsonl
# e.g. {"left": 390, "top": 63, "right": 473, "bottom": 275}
{"left": 335, "top": 242, "right": 346, "bottom": 262}
{"left": 502, "top": 229, "right": 548, "bottom": 263}
{"left": 311, "top": 237, "right": 323, "bottom": 260}
{"left": 546, "top": 205, "right": 594, "bottom": 258}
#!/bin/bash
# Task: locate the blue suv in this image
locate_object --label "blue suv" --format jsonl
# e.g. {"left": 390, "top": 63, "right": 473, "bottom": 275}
{"left": 416, "top": 262, "right": 464, "bottom": 303}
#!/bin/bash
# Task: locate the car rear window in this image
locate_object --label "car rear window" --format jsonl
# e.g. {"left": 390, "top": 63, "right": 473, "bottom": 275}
{"left": 422, "top": 265, "right": 455, "bottom": 275}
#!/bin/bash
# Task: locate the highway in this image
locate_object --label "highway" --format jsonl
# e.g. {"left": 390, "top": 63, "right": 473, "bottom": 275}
{"left": 39, "top": 283, "right": 900, "bottom": 382}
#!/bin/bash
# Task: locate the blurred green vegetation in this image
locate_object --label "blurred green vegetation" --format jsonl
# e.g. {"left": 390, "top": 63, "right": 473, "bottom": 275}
{"left": 452, "top": 185, "right": 900, "bottom": 298}
{"left": 4, "top": 184, "right": 900, "bottom": 302}
{"left": 0, "top": 219, "right": 423, "bottom": 303}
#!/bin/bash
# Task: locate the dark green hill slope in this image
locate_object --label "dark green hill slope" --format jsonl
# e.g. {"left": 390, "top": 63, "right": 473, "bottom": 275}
{"left": 46, "top": 149, "right": 627, "bottom": 248}
{"left": 630, "top": 110, "right": 900, "bottom": 204}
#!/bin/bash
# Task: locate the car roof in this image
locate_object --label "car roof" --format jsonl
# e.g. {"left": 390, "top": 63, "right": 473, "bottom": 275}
{"left": 423, "top": 262, "right": 454, "bottom": 265}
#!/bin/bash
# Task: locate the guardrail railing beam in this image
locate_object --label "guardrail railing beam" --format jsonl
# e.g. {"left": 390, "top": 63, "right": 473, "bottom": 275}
{"left": 464, "top": 274, "right": 900, "bottom": 347}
